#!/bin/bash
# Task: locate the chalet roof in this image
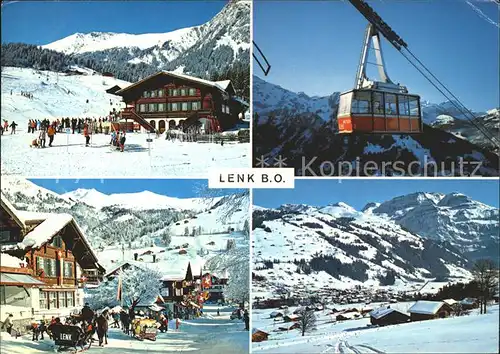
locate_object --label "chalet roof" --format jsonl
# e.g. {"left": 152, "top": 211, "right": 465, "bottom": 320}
{"left": 0, "top": 193, "right": 25, "bottom": 230}
{"left": 408, "top": 301, "right": 446, "bottom": 315}
{"left": 252, "top": 328, "right": 268, "bottom": 335}
{"left": 115, "top": 71, "right": 232, "bottom": 95}
{"left": 0, "top": 197, "right": 104, "bottom": 273}
{"left": 370, "top": 307, "right": 408, "bottom": 320}
{"left": 443, "top": 299, "right": 458, "bottom": 306}
{"left": 0, "top": 253, "right": 27, "bottom": 268}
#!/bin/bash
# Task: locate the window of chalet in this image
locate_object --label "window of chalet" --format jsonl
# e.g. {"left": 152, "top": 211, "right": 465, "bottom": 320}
{"left": 192, "top": 101, "right": 201, "bottom": 110}
{"left": 140, "top": 104, "right": 146, "bottom": 113}
{"left": 58, "top": 292, "right": 66, "bottom": 308}
{"left": 51, "top": 236, "right": 63, "bottom": 248}
{"left": 67, "top": 292, "right": 75, "bottom": 307}
{"left": 180, "top": 88, "right": 187, "bottom": 96}
{"left": 143, "top": 91, "right": 150, "bottom": 98}
{"left": 64, "top": 261, "right": 74, "bottom": 278}
{"left": 148, "top": 103, "right": 156, "bottom": 112}
{"left": 39, "top": 292, "right": 48, "bottom": 309}
{"left": 181, "top": 102, "right": 188, "bottom": 111}
{"left": 172, "top": 89, "right": 179, "bottom": 96}
{"left": 37, "top": 257, "right": 57, "bottom": 277}
{"left": 49, "top": 292, "right": 57, "bottom": 308}
{"left": 151, "top": 90, "right": 157, "bottom": 98}
{"left": 158, "top": 89, "right": 164, "bottom": 97}
{"left": 158, "top": 103, "right": 165, "bottom": 111}
{"left": 0, "top": 286, "right": 5, "bottom": 305}
{"left": 189, "top": 88, "right": 196, "bottom": 96}
{"left": 172, "top": 103, "right": 179, "bottom": 111}
{"left": 0, "top": 230, "right": 10, "bottom": 242}
{"left": 135, "top": 104, "right": 139, "bottom": 112}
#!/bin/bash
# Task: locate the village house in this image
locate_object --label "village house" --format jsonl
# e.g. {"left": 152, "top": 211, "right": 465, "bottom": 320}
{"left": 408, "top": 300, "right": 453, "bottom": 321}
{"left": 252, "top": 328, "right": 269, "bottom": 342}
{"left": 369, "top": 307, "right": 410, "bottom": 326}
{"left": 459, "top": 298, "right": 479, "bottom": 310}
{"left": 193, "top": 271, "right": 228, "bottom": 304}
{"left": 0, "top": 194, "right": 105, "bottom": 327}
{"left": 116, "top": 71, "right": 248, "bottom": 134}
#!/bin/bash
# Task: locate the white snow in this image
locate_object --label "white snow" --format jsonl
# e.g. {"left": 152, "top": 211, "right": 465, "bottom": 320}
{"left": 252, "top": 304, "right": 499, "bottom": 353}
{"left": 16, "top": 214, "right": 73, "bottom": 250}
{"left": 0, "top": 305, "right": 249, "bottom": 353}
{"left": 0, "top": 253, "right": 26, "bottom": 268}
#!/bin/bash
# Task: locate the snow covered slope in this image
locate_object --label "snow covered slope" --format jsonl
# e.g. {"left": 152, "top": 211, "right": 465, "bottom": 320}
{"left": 253, "top": 77, "right": 499, "bottom": 176}
{"left": 1, "top": 67, "right": 128, "bottom": 125}
{"left": 252, "top": 202, "right": 471, "bottom": 297}
{"left": 42, "top": 1, "right": 250, "bottom": 75}
{"left": 370, "top": 192, "right": 499, "bottom": 261}
{"left": 63, "top": 188, "right": 217, "bottom": 211}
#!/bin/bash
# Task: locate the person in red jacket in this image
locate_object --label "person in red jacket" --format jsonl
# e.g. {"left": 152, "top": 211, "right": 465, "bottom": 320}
{"left": 83, "top": 124, "right": 90, "bottom": 146}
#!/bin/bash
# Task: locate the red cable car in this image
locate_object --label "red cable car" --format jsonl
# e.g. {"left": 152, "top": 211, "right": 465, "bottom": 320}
{"left": 337, "top": 24, "right": 423, "bottom": 134}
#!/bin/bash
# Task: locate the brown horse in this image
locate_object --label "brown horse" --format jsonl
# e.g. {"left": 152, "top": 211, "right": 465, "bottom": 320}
{"left": 96, "top": 312, "right": 108, "bottom": 346}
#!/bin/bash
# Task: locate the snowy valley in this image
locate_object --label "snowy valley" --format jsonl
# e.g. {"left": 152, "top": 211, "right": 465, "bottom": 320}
{"left": 252, "top": 191, "right": 498, "bottom": 300}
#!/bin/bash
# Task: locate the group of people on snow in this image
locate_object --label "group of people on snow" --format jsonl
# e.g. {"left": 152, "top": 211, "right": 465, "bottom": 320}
{"left": 20, "top": 91, "right": 34, "bottom": 99}
{"left": 1, "top": 120, "right": 17, "bottom": 135}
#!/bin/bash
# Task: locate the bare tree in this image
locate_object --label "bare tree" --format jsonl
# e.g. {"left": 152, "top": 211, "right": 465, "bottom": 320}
{"left": 296, "top": 308, "right": 316, "bottom": 337}
{"left": 473, "top": 259, "right": 499, "bottom": 314}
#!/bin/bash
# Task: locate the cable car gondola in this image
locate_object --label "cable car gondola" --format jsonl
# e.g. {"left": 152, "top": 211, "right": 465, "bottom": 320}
{"left": 337, "top": 23, "right": 423, "bottom": 134}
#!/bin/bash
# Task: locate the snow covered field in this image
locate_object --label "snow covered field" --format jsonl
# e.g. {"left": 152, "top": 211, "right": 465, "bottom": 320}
{"left": 0, "top": 67, "right": 250, "bottom": 177}
{"left": 0, "top": 305, "right": 249, "bottom": 353}
{"left": 252, "top": 304, "right": 499, "bottom": 353}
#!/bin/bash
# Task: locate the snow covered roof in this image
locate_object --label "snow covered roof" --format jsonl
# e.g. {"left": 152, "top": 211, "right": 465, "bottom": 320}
{"left": 408, "top": 301, "right": 446, "bottom": 315}
{"left": 0, "top": 193, "right": 25, "bottom": 229}
{"left": 443, "top": 299, "right": 458, "bottom": 306}
{"left": 0, "top": 195, "right": 104, "bottom": 273}
{"left": 116, "top": 71, "right": 233, "bottom": 95}
{"left": 369, "top": 307, "right": 407, "bottom": 319}
{"left": 0, "top": 253, "right": 27, "bottom": 268}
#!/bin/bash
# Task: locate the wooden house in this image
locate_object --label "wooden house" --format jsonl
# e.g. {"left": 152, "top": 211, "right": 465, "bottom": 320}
{"left": 408, "top": 300, "right": 453, "bottom": 321}
{"left": 193, "top": 272, "right": 228, "bottom": 303}
{"left": 116, "top": 71, "right": 248, "bottom": 133}
{"left": 252, "top": 328, "right": 269, "bottom": 342}
{"left": 369, "top": 307, "right": 410, "bottom": 326}
{"left": 0, "top": 193, "right": 105, "bottom": 322}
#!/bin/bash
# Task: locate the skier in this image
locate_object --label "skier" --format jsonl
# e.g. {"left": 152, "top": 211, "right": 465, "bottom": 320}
{"left": 119, "top": 131, "right": 126, "bottom": 152}
{"left": 9, "top": 121, "right": 18, "bottom": 134}
{"left": 39, "top": 129, "right": 46, "bottom": 148}
{"left": 47, "top": 125, "right": 55, "bottom": 147}
{"left": 243, "top": 310, "right": 249, "bottom": 331}
{"left": 84, "top": 124, "right": 90, "bottom": 147}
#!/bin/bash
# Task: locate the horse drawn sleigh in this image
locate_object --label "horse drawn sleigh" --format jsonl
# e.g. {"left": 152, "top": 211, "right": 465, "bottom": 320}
{"left": 131, "top": 318, "right": 158, "bottom": 341}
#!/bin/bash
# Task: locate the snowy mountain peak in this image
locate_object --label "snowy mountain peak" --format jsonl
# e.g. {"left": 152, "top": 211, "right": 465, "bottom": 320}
{"left": 362, "top": 202, "right": 381, "bottom": 213}
{"left": 318, "top": 202, "right": 359, "bottom": 218}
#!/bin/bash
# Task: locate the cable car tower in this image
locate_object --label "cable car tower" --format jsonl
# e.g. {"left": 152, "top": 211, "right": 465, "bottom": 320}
{"left": 338, "top": 0, "right": 423, "bottom": 134}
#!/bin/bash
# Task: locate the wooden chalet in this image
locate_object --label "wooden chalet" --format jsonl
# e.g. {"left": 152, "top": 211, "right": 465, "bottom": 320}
{"left": 116, "top": 71, "right": 248, "bottom": 134}
{"left": 369, "top": 307, "right": 410, "bottom": 326}
{"left": 408, "top": 300, "right": 453, "bottom": 321}
{"left": 252, "top": 328, "right": 269, "bottom": 342}
{"left": 0, "top": 194, "right": 105, "bottom": 321}
{"left": 194, "top": 271, "right": 228, "bottom": 303}
{"left": 160, "top": 262, "right": 199, "bottom": 316}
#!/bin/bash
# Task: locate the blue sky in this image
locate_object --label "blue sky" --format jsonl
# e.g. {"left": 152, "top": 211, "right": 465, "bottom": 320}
{"left": 254, "top": 0, "right": 499, "bottom": 111}
{"left": 1, "top": 1, "right": 227, "bottom": 45}
{"left": 253, "top": 179, "right": 500, "bottom": 210}
{"left": 29, "top": 179, "right": 244, "bottom": 198}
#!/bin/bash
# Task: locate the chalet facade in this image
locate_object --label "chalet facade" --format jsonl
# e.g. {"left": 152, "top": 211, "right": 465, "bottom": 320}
{"left": 408, "top": 300, "right": 453, "bottom": 321}
{"left": 116, "top": 71, "right": 248, "bottom": 134}
{"left": 194, "top": 272, "right": 228, "bottom": 303}
{"left": 0, "top": 194, "right": 105, "bottom": 323}
{"left": 160, "top": 262, "right": 199, "bottom": 317}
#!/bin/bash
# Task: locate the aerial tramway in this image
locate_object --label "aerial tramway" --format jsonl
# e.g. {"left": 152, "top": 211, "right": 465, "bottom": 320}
{"left": 336, "top": 0, "right": 499, "bottom": 151}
